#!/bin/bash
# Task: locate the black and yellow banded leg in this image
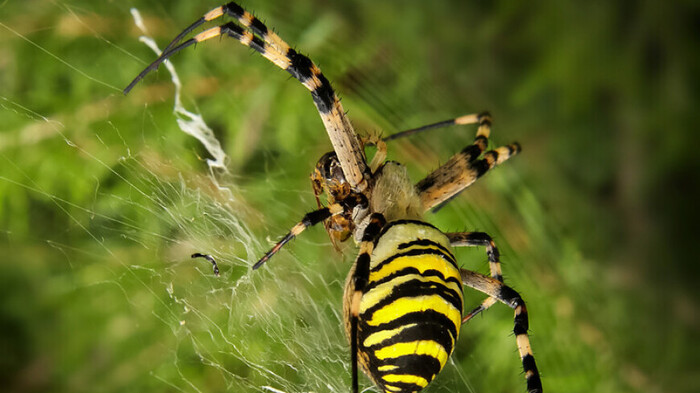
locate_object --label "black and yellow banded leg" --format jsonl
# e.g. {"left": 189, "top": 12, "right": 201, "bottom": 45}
{"left": 253, "top": 205, "right": 341, "bottom": 269}
{"left": 460, "top": 269, "right": 543, "bottom": 393}
{"left": 160, "top": 2, "right": 291, "bottom": 59}
{"left": 123, "top": 2, "right": 369, "bottom": 190}
{"left": 446, "top": 232, "right": 504, "bottom": 323}
{"left": 406, "top": 113, "right": 520, "bottom": 211}
{"left": 412, "top": 112, "right": 491, "bottom": 210}
{"left": 125, "top": 20, "right": 335, "bottom": 114}
{"left": 417, "top": 141, "right": 520, "bottom": 211}
{"left": 348, "top": 213, "right": 386, "bottom": 393}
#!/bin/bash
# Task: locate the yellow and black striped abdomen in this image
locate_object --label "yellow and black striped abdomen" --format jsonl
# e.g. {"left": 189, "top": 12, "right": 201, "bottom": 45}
{"left": 357, "top": 220, "right": 463, "bottom": 393}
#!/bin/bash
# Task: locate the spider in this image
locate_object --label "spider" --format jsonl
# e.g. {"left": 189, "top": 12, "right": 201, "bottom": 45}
{"left": 124, "top": 2, "right": 542, "bottom": 393}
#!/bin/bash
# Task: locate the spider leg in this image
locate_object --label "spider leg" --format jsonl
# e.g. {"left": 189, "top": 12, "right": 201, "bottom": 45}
{"left": 124, "top": 2, "right": 369, "bottom": 191}
{"left": 362, "top": 134, "right": 388, "bottom": 174}
{"left": 347, "top": 213, "right": 386, "bottom": 393}
{"left": 403, "top": 113, "right": 519, "bottom": 211}
{"left": 253, "top": 205, "right": 340, "bottom": 269}
{"left": 384, "top": 113, "right": 482, "bottom": 142}
{"left": 459, "top": 269, "right": 543, "bottom": 393}
{"left": 420, "top": 142, "right": 520, "bottom": 213}
{"left": 161, "top": 2, "right": 293, "bottom": 61}
{"left": 446, "top": 232, "right": 503, "bottom": 323}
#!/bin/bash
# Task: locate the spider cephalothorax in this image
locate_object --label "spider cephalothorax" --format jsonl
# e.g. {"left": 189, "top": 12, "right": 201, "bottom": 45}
{"left": 125, "top": 3, "right": 543, "bottom": 393}
{"left": 311, "top": 151, "right": 358, "bottom": 244}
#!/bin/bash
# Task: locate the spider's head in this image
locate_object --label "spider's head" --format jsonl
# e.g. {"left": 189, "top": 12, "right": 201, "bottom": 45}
{"left": 311, "top": 151, "right": 352, "bottom": 203}
{"left": 310, "top": 151, "right": 357, "bottom": 244}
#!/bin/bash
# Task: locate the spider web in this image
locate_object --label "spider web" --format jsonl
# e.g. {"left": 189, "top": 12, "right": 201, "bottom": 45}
{"left": 1, "top": 2, "right": 539, "bottom": 393}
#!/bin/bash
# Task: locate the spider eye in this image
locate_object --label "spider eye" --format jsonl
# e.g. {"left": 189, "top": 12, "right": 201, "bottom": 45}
{"left": 317, "top": 151, "right": 344, "bottom": 182}
{"left": 323, "top": 158, "right": 335, "bottom": 177}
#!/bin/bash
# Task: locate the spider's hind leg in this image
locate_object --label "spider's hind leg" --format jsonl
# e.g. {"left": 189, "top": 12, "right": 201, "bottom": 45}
{"left": 460, "top": 269, "right": 543, "bottom": 393}
{"left": 446, "top": 231, "right": 504, "bottom": 323}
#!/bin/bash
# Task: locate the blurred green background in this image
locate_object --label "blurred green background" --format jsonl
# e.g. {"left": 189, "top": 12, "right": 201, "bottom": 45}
{"left": 1, "top": 0, "right": 698, "bottom": 392}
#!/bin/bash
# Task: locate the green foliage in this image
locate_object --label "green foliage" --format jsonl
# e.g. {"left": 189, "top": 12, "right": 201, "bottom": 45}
{"left": 2, "top": 1, "right": 698, "bottom": 392}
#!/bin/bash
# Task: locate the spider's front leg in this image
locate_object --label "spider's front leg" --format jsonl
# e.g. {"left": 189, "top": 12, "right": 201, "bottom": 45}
{"left": 123, "top": 1, "right": 370, "bottom": 191}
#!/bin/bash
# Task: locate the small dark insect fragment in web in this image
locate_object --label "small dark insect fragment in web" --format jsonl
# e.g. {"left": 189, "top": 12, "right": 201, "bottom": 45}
{"left": 192, "top": 253, "right": 220, "bottom": 276}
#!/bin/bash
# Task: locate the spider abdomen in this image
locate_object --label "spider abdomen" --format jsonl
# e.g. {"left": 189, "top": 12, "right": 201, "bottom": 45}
{"left": 348, "top": 220, "right": 463, "bottom": 393}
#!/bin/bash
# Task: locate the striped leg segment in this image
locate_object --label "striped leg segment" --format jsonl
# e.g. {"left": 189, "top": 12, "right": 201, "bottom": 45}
{"left": 254, "top": 191, "right": 368, "bottom": 269}
{"left": 460, "top": 269, "right": 543, "bottom": 393}
{"left": 160, "top": 2, "right": 290, "bottom": 57}
{"left": 348, "top": 213, "right": 387, "bottom": 393}
{"left": 410, "top": 113, "right": 521, "bottom": 211}
{"left": 446, "top": 232, "right": 503, "bottom": 323}
{"left": 124, "top": 2, "right": 369, "bottom": 190}
{"left": 253, "top": 206, "right": 337, "bottom": 269}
